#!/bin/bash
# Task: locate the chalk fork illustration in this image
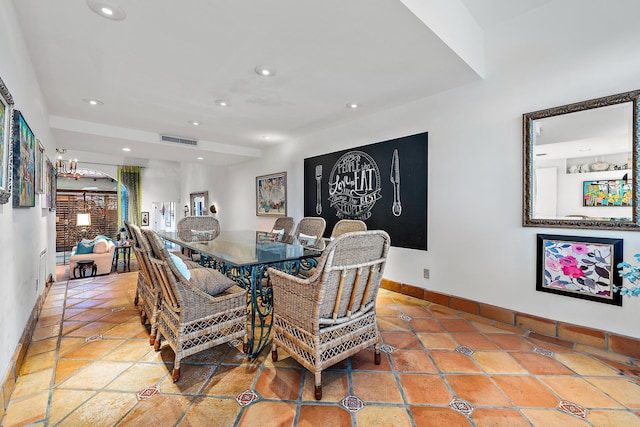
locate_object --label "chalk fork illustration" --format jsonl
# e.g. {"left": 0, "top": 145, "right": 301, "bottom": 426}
{"left": 315, "top": 165, "right": 322, "bottom": 215}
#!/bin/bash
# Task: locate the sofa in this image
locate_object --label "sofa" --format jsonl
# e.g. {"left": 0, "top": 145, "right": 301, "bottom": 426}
{"left": 69, "top": 237, "right": 116, "bottom": 277}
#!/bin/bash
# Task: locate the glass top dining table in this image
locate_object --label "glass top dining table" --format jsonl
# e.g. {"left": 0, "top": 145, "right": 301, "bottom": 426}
{"left": 156, "top": 230, "right": 322, "bottom": 357}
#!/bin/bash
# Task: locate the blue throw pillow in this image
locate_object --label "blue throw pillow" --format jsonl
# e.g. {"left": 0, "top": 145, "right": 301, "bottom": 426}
{"left": 169, "top": 253, "right": 191, "bottom": 280}
{"left": 76, "top": 242, "right": 94, "bottom": 255}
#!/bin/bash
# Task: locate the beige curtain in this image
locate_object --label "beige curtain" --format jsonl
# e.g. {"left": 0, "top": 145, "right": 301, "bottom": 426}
{"left": 118, "top": 166, "right": 142, "bottom": 226}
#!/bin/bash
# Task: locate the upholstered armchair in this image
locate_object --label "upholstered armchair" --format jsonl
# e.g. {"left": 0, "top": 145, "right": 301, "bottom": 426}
{"left": 143, "top": 229, "right": 247, "bottom": 382}
{"left": 268, "top": 230, "right": 390, "bottom": 400}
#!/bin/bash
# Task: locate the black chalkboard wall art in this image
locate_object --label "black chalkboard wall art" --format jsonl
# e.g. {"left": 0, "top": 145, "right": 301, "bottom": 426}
{"left": 304, "top": 132, "right": 427, "bottom": 250}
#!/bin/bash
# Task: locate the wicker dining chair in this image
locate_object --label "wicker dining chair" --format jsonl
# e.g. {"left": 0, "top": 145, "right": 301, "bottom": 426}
{"left": 268, "top": 230, "right": 390, "bottom": 400}
{"left": 330, "top": 219, "right": 367, "bottom": 238}
{"left": 124, "top": 221, "right": 138, "bottom": 246}
{"left": 271, "top": 216, "right": 295, "bottom": 240}
{"left": 177, "top": 215, "right": 220, "bottom": 242}
{"left": 293, "top": 217, "right": 326, "bottom": 250}
{"left": 143, "top": 228, "right": 247, "bottom": 382}
{"left": 126, "top": 221, "right": 162, "bottom": 345}
{"left": 128, "top": 222, "right": 207, "bottom": 346}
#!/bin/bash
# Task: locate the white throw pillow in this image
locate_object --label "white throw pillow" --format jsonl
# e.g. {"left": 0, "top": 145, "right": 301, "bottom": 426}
{"left": 93, "top": 239, "right": 109, "bottom": 254}
{"left": 298, "top": 232, "right": 317, "bottom": 247}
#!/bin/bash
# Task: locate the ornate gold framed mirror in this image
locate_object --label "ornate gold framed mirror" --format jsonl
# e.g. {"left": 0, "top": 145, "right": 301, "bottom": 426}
{"left": 523, "top": 90, "right": 640, "bottom": 230}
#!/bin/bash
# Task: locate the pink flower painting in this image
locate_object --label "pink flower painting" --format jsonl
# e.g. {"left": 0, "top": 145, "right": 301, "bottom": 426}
{"left": 542, "top": 238, "right": 612, "bottom": 297}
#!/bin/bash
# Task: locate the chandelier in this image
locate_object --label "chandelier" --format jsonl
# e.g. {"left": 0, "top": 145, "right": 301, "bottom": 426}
{"left": 55, "top": 148, "right": 79, "bottom": 177}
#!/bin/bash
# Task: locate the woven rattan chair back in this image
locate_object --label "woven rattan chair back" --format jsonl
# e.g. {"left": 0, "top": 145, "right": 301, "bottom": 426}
{"left": 177, "top": 215, "right": 220, "bottom": 241}
{"left": 143, "top": 229, "right": 183, "bottom": 309}
{"left": 123, "top": 221, "right": 138, "bottom": 247}
{"left": 271, "top": 217, "right": 295, "bottom": 239}
{"left": 293, "top": 217, "right": 326, "bottom": 249}
{"left": 142, "top": 228, "right": 247, "bottom": 382}
{"left": 125, "top": 221, "right": 163, "bottom": 345}
{"left": 329, "top": 219, "right": 367, "bottom": 238}
{"left": 268, "top": 230, "right": 390, "bottom": 400}
{"left": 127, "top": 222, "right": 154, "bottom": 282}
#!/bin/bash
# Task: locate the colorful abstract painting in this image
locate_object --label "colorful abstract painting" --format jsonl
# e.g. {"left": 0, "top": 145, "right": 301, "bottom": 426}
{"left": 12, "top": 110, "right": 36, "bottom": 207}
{"left": 256, "top": 172, "right": 287, "bottom": 216}
{"left": 583, "top": 179, "right": 632, "bottom": 207}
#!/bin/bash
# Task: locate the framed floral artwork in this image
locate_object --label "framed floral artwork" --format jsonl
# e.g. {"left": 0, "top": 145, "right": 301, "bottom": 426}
{"left": 0, "top": 75, "right": 14, "bottom": 204}
{"left": 12, "top": 110, "right": 36, "bottom": 208}
{"left": 256, "top": 171, "right": 287, "bottom": 216}
{"left": 536, "top": 234, "right": 623, "bottom": 306}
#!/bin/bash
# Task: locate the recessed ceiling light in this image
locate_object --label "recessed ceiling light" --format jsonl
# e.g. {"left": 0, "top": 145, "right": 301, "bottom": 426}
{"left": 262, "top": 135, "right": 271, "bottom": 140}
{"left": 214, "top": 99, "right": 230, "bottom": 107}
{"left": 87, "top": 0, "right": 126, "bottom": 20}
{"left": 189, "top": 120, "right": 200, "bottom": 126}
{"left": 83, "top": 98, "right": 104, "bottom": 106}
{"left": 255, "top": 65, "right": 276, "bottom": 77}
{"left": 197, "top": 156, "right": 204, "bottom": 160}
{"left": 122, "top": 148, "right": 131, "bottom": 152}
{"left": 346, "top": 103, "right": 359, "bottom": 109}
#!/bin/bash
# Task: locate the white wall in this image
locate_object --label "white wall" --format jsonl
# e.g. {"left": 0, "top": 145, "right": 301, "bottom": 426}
{"left": 178, "top": 161, "right": 227, "bottom": 226}
{"left": 210, "top": 0, "right": 640, "bottom": 338}
{"left": 0, "top": 2, "right": 57, "bottom": 378}
{"left": 142, "top": 159, "right": 181, "bottom": 221}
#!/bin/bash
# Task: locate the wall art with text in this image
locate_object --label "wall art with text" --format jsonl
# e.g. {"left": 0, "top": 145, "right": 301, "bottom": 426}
{"left": 304, "top": 132, "right": 427, "bottom": 250}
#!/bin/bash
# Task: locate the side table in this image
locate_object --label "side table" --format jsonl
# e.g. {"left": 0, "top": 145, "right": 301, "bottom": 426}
{"left": 114, "top": 242, "right": 132, "bottom": 272}
{"left": 73, "top": 259, "right": 97, "bottom": 279}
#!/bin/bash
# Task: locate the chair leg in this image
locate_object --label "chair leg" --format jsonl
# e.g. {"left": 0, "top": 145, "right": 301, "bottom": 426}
{"left": 149, "top": 312, "right": 157, "bottom": 346}
{"left": 271, "top": 343, "right": 278, "bottom": 362}
{"left": 134, "top": 289, "right": 139, "bottom": 305}
{"left": 242, "top": 336, "right": 248, "bottom": 354}
{"left": 172, "top": 356, "right": 181, "bottom": 382}
{"left": 140, "top": 310, "right": 146, "bottom": 325}
{"left": 374, "top": 346, "right": 381, "bottom": 365}
{"left": 314, "top": 372, "right": 322, "bottom": 400}
{"left": 153, "top": 331, "right": 161, "bottom": 351}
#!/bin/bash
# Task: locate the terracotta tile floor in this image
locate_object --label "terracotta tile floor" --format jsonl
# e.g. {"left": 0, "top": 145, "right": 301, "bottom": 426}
{"left": 3, "top": 268, "right": 640, "bottom": 426}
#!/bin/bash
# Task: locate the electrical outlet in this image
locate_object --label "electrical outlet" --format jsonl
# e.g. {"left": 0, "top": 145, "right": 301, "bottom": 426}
{"left": 423, "top": 269, "right": 430, "bottom": 279}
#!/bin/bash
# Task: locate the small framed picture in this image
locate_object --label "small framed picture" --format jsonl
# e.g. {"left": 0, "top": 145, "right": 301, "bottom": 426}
{"left": 536, "top": 234, "right": 623, "bottom": 306}
{"left": 36, "top": 139, "right": 44, "bottom": 194}
{"left": 141, "top": 211, "right": 149, "bottom": 226}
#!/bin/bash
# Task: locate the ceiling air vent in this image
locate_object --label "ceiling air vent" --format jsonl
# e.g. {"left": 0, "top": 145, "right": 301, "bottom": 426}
{"left": 160, "top": 134, "right": 198, "bottom": 146}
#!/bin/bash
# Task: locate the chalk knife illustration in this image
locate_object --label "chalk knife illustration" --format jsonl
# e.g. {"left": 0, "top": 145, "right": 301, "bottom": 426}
{"left": 315, "top": 164, "right": 322, "bottom": 215}
{"left": 390, "top": 149, "right": 402, "bottom": 216}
